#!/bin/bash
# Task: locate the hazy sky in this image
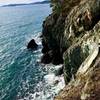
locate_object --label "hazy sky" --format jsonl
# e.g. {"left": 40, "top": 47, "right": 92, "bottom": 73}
{"left": 0, "top": 0, "right": 44, "bottom": 5}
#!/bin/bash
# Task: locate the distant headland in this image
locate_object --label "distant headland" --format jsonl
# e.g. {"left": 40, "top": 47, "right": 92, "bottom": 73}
{"left": 2, "top": 0, "right": 50, "bottom": 7}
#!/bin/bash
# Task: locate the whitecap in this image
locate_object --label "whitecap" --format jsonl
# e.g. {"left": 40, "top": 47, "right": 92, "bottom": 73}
{"left": 44, "top": 73, "right": 56, "bottom": 85}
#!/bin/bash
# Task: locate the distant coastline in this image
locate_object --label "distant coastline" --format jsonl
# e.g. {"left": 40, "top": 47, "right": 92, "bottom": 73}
{"left": 2, "top": 0, "right": 50, "bottom": 7}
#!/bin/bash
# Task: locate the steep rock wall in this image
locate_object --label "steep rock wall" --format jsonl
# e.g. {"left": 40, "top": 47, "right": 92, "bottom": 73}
{"left": 41, "top": 0, "right": 100, "bottom": 99}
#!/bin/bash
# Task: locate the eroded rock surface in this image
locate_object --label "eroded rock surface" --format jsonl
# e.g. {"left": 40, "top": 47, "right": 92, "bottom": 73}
{"left": 41, "top": 0, "right": 100, "bottom": 99}
{"left": 27, "top": 39, "right": 38, "bottom": 50}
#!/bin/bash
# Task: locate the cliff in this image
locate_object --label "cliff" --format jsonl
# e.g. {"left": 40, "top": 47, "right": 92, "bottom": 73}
{"left": 41, "top": 0, "right": 100, "bottom": 99}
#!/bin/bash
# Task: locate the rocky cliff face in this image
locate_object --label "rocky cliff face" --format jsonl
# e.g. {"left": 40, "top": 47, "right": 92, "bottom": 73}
{"left": 41, "top": 0, "right": 100, "bottom": 99}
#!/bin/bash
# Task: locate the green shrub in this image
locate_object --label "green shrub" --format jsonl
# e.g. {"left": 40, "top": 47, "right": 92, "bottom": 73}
{"left": 50, "top": 0, "right": 62, "bottom": 14}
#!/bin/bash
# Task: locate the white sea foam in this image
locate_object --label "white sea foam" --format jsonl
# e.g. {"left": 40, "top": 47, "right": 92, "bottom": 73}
{"left": 19, "top": 64, "right": 65, "bottom": 100}
{"left": 26, "top": 32, "right": 42, "bottom": 46}
{"left": 44, "top": 73, "right": 56, "bottom": 85}
{"left": 31, "top": 64, "right": 65, "bottom": 100}
{"left": 19, "top": 34, "right": 65, "bottom": 100}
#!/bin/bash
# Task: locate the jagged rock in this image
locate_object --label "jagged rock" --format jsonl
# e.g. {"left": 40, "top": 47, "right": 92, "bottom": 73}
{"left": 27, "top": 39, "right": 38, "bottom": 50}
{"left": 41, "top": 50, "right": 53, "bottom": 64}
{"left": 55, "top": 24, "right": 100, "bottom": 99}
{"left": 41, "top": 49, "right": 63, "bottom": 65}
{"left": 41, "top": 39, "right": 50, "bottom": 53}
{"left": 52, "top": 50, "right": 63, "bottom": 65}
{"left": 55, "top": 50, "right": 100, "bottom": 100}
{"left": 41, "top": 53, "right": 52, "bottom": 64}
{"left": 41, "top": 12, "right": 67, "bottom": 65}
{"left": 63, "top": 45, "right": 88, "bottom": 83}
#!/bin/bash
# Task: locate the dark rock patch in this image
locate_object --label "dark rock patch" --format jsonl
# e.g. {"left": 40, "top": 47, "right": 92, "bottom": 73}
{"left": 41, "top": 53, "right": 52, "bottom": 64}
{"left": 52, "top": 50, "right": 63, "bottom": 65}
{"left": 27, "top": 39, "right": 38, "bottom": 50}
{"left": 42, "top": 40, "right": 50, "bottom": 53}
{"left": 41, "top": 48, "right": 64, "bottom": 65}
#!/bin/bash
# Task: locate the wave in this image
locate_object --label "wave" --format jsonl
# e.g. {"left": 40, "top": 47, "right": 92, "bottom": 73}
{"left": 19, "top": 64, "right": 65, "bottom": 100}
{"left": 18, "top": 22, "right": 33, "bottom": 28}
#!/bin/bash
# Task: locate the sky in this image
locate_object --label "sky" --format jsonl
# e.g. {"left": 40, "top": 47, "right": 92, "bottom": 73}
{"left": 0, "top": 0, "right": 44, "bottom": 6}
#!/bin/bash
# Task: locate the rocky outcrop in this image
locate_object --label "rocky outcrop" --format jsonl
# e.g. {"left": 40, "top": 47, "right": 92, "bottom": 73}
{"left": 41, "top": 13, "right": 65, "bottom": 65}
{"left": 55, "top": 29, "right": 100, "bottom": 99}
{"left": 27, "top": 39, "right": 38, "bottom": 50}
{"left": 41, "top": 0, "right": 100, "bottom": 99}
{"left": 55, "top": 54, "right": 100, "bottom": 100}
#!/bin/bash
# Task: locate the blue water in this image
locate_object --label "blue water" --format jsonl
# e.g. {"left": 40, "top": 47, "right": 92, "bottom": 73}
{"left": 0, "top": 4, "right": 49, "bottom": 100}
{"left": 0, "top": 4, "right": 65, "bottom": 100}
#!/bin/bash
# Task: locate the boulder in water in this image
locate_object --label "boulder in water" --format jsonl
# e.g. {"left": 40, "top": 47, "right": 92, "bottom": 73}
{"left": 27, "top": 39, "right": 38, "bottom": 50}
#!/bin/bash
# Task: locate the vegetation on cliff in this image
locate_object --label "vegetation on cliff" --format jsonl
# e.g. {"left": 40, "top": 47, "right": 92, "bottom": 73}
{"left": 41, "top": 0, "right": 100, "bottom": 99}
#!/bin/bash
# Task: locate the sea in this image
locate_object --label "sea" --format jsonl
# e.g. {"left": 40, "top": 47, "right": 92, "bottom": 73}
{"left": 0, "top": 4, "right": 65, "bottom": 100}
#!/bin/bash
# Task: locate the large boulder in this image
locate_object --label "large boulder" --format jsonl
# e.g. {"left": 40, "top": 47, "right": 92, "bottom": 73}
{"left": 27, "top": 39, "right": 38, "bottom": 50}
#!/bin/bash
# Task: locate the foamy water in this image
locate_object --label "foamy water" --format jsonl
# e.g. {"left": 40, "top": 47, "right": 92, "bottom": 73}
{"left": 26, "top": 64, "right": 65, "bottom": 100}
{"left": 0, "top": 4, "right": 65, "bottom": 100}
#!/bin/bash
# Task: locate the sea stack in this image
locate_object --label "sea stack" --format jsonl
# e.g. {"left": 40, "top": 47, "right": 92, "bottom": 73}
{"left": 27, "top": 39, "right": 38, "bottom": 50}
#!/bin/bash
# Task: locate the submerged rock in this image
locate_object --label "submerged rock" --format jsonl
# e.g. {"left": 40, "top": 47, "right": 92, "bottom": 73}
{"left": 27, "top": 39, "right": 38, "bottom": 50}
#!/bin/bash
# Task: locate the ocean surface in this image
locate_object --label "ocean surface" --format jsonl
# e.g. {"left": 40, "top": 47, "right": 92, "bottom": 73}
{"left": 0, "top": 4, "right": 65, "bottom": 100}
